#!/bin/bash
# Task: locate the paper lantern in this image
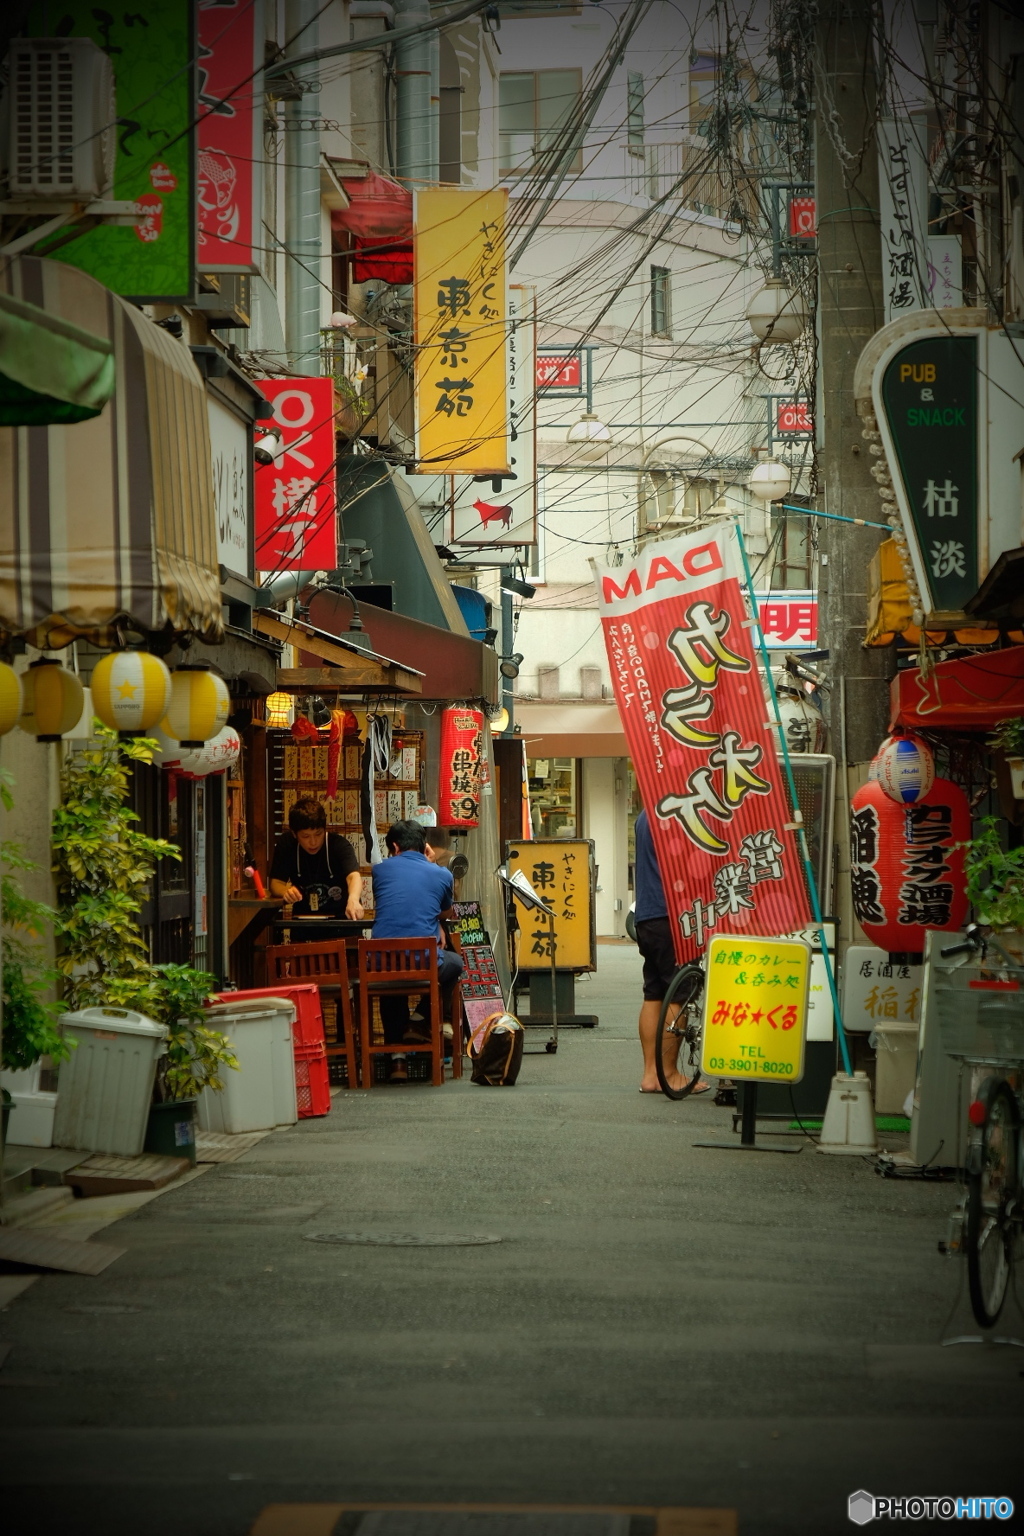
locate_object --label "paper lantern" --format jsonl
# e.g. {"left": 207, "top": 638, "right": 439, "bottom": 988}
{"left": 438, "top": 706, "right": 484, "bottom": 828}
{"left": 149, "top": 724, "right": 240, "bottom": 777}
{"left": 875, "top": 732, "right": 934, "bottom": 805}
{"left": 161, "top": 666, "right": 230, "bottom": 748}
{"left": 90, "top": 651, "right": 172, "bottom": 736}
{"left": 776, "top": 687, "right": 827, "bottom": 754}
{"left": 849, "top": 777, "right": 969, "bottom": 954}
{"left": 265, "top": 690, "right": 293, "bottom": 729}
{"left": 18, "top": 660, "right": 85, "bottom": 742}
{"left": 0, "top": 663, "right": 23, "bottom": 735}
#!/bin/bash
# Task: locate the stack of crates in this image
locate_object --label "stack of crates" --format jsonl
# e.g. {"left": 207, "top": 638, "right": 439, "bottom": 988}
{"left": 215, "top": 985, "right": 331, "bottom": 1119}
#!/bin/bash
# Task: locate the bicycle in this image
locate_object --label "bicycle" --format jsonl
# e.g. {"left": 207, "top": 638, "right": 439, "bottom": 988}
{"left": 654, "top": 959, "right": 706, "bottom": 1100}
{"left": 937, "top": 927, "right": 1024, "bottom": 1329}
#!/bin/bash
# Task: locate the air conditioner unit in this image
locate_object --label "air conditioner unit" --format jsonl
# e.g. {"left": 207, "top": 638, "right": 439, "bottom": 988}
{"left": 195, "top": 272, "right": 251, "bottom": 329}
{"left": 5, "top": 37, "right": 115, "bottom": 202}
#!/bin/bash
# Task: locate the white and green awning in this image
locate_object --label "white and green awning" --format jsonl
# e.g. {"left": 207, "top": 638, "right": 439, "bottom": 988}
{"left": 0, "top": 287, "right": 114, "bottom": 426}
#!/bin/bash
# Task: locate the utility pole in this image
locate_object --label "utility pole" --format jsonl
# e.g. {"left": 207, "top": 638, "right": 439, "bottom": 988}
{"left": 394, "top": 0, "right": 438, "bottom": 187}
{"left": 284, "top": 0, "right": 321, "bottom": 374}
{"left": 813, "top": 3, "right": 892, "bottom": 766}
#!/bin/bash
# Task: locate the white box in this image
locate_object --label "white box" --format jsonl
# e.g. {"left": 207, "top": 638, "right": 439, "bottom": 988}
{"left": 197, "top": 998, "right": 297, "bottom": 1133}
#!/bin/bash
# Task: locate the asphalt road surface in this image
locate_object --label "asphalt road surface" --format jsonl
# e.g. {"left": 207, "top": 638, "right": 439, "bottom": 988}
{"left": 1, "top": 945, "right": 1021, "bottom": 1536}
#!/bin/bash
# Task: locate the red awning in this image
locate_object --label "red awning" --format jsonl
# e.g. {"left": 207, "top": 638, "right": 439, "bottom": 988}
{"left": 305, "top": 589, "right": 499, "bottom": 706}
{"left": 331, "top": 175, "right": 413, "bottom": 283}
{"left": 891, "top": 645, "right": 1024, "bottom": 731}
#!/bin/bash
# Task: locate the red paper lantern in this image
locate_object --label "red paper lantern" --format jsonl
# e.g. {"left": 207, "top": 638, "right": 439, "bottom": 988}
{"left": 849, "top": 777, "right": 970, "bottom": 954}
{"left": 438, "top": 706, "right": 484, "bottom": 828}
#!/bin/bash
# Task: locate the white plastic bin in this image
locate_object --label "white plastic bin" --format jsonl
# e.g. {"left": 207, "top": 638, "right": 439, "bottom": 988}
{"left": 197, "top": 997, "right": 297, "bottom": 1134}
{"left": 0, "top": 1062, "right": 57, "bottom": 1148}
{"left": 871, "top": 1021, "right": 920, "bottom": 1117}
{"left": 53, "top": 1007, "right": 168, "bottom": 1156}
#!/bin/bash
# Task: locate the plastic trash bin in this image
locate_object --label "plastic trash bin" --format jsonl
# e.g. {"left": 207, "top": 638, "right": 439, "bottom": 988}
{"left": 53, "top": 1007, "right": 168, "bottom": 1156}
{"left": 197, "top": 997, "right": 297, "bottom": 1134}
{"left": 871, "top": 1021, "right": 920, "bottom": 1116}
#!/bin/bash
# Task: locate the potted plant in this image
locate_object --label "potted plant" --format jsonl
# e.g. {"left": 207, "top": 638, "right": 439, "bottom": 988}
{"left": 1, "top": 774, "right": 72, "bottom": 1148}
{"left": 963, "top": 816, "right": 1024, "bottom": 965}
{"left": 990, "top": 716, "right": 1024, "bottom": 803}
{"left": 50, "top": 726, "right": 237, "bottom": 1163}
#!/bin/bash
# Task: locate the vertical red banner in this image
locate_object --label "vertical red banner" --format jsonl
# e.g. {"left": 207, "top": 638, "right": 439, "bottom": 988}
{"left": 254, "top": 378, "right": 338, "bottom": 572}
{"left": 438, "top": 708, "right": 484, "bottom": 828}
{"left": 594, "top": 526, "right": 811, "bottom": 963}
{"left": 197, "top": 0, "right": 261, "bottom": 271}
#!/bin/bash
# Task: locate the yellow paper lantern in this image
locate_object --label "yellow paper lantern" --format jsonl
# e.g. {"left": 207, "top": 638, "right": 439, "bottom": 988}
{"left": 265, "top": 690, "right": 293, "bottom": 729}
{"left": 0, "top": 663, "right": 23, "bottom": 735}
{"left": 18, "top": 660, "right": 85, "bottom": 741}
{"left": 90, "top": 651, "right": 172, "bottom": 736}
{"left": 161, "top": 666, "right": 230, "bottom": 748}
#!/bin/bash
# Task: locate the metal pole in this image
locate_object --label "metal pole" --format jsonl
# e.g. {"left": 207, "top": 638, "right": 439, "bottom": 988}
{"left": 394, "top": 0, "right": 437, "bottom": 187}
{"left": 501, "top": 565, "right": 514, "bottom": 737}
{"left": 284, "top": 0, "right": 321, "bottom": 375}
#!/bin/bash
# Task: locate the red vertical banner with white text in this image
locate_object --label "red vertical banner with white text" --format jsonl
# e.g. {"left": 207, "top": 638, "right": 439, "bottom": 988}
{"left": 594, "top": 526, "right": 811, "bottom": 962}
{"left": 254, "top": 378, "right": 337, "bottom": 572}
{"left": 197, "top": 0, "right": 262, "bottom": 271}
{"left": 438, "top": 707, "right": 484, "bottom": 828}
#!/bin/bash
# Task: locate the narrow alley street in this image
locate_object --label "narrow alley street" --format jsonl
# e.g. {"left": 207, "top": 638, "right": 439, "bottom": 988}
{"left": 2, "top": 946, "right": 1020, "bottom": 1536}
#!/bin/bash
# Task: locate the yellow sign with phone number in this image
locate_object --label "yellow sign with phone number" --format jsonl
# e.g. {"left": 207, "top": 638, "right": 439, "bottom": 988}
{"left": 700, "top": 934, "right": 811, "bottom": 1085}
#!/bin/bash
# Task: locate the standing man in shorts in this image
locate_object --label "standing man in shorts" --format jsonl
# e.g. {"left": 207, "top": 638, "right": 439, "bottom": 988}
{"left": 634, "top": 807, "right": 709, "bottom": 1095}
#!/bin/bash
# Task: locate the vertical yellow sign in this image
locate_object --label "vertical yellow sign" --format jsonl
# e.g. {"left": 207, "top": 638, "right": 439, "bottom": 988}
{"left": 506, "top": 839, "right": 596, "bottom": 971}
{"left": 414, "top": 187, "right": 510, "bottom": 475}
{"left": 700, "top": 935, "right": 811, "bottom": 1084}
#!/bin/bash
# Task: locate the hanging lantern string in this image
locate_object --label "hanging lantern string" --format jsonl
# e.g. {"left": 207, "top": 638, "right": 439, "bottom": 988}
{"left": 731, "top": 517, "right": 855, "bottom": 1079}
{"left": 772, "top": 501, "right": 891, "bottom": 532}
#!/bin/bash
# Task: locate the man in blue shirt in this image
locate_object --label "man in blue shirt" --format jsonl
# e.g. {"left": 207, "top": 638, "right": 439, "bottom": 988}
{"left": 634, "top": 808, "right": 709, "bottom": 1095}
{"left": 372, "top": 820, "right": 463, "bottom": 1080}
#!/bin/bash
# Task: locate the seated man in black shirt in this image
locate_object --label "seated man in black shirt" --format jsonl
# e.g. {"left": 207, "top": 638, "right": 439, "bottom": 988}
{"left": 270, "top": 798, "right": 363, "bottom": 919}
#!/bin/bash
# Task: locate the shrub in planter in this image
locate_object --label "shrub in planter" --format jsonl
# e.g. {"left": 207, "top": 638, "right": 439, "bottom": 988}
{"left": 963, "top": 817, "right": 1024, "bottom": 933}
{"left": 1, "top": 773, "right": 70, "bottom": 1077}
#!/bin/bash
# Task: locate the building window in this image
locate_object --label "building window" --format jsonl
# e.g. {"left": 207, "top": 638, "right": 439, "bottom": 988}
{"left": 650, "top": 265, "right": 671, "bottom": 336}
{"left": 627, "top": 71, "right": 644, "bottom": 156}
{"left": 500, "top": 70, "right": 583, "bottom": 176}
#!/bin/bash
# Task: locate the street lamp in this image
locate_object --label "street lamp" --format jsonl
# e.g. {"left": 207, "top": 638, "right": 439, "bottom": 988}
{"left": 748, "top": 459, "right": 792, "bottom": 502}
{"left": 746, "top": 278, "right": 807, "bottom": 344}
{"left": 567, "top": 411, "right": 612, "bottom": 447}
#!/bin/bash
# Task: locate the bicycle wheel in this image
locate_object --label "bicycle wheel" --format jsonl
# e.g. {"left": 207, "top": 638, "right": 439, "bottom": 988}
{"left": 966, "top": 1077, "right": 1021, "bottom": 1329}
{"left": 654, "top": 964, "right": 704, "bottom": 1101}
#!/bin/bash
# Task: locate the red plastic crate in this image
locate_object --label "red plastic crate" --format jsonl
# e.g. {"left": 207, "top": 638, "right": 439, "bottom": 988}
{"left": 294, "top": 1041, "right": 331, "bottom": 1118}
{"left": 215, "top": 985, "right": 325, "bottom": 1047}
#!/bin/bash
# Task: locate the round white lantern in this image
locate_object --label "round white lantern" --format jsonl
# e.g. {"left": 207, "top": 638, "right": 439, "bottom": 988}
{"left": 749, "top": 459, "right": 792, "bottom": 502}
{"left": 161, "top": 666, "right": 230, "bottom": 748}
{"left": 876, "top": 733, "right": 935, "bottom": 805}
{"left": 746, "top": 278, "right": 807, "bottom": 343}
{"left": 150, "top": 724, "right": 240, "bottom": 777}
{"left": 90, "top": 651, "right": 172, "bottom": 736}
{"left": 776, "top": 688, "right": 827, "bottom": 754}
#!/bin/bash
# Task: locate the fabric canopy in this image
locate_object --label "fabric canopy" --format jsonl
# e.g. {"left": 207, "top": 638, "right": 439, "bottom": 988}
{"left": 332, "top": 173, "right": 414, "bottom": 284}
{"left": 0, "top": 257, "right": 223, "bottom": 648}
{"left": 866, "top": 538, "right": 1009, "bottom": 648}
{"left": 891, "top": 644, "right": 1024, "bottom": 731}
{"left": 0, "top": 288, "right": 114, "bottom": 425}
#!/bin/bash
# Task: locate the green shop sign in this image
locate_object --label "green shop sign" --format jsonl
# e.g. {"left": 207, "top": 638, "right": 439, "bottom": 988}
{"left": 879, "top": 334, "right": 978, "bottom": 614}
{"left": 26, "top": 1, "right": 194, "bottom": 302}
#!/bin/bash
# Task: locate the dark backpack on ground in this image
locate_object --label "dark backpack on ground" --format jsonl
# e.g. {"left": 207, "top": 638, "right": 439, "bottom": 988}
{"left": 470, "top": 1011, "right": 524, "bottom": 1086}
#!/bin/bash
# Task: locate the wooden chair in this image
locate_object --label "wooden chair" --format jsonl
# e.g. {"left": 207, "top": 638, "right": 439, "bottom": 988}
{"left": 356, "top": 937, "right": 444, "bottom": 1087}
{"left": 265, "top": 941, "right": 360, "bottom": 1090}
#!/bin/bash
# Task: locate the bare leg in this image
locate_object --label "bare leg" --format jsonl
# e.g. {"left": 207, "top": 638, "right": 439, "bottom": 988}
{"left": 639, "top": 997, "right": 685, "bottom": 1092}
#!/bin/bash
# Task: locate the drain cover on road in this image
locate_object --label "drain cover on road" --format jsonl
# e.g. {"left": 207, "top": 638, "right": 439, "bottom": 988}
{"left": 304, "top": 1232, "right": 502, "bottom": 1247}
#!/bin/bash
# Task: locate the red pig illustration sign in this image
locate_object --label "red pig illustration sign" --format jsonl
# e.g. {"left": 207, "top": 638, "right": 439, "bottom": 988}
{"left": 594, "top": 526, "right": 811, "bottom": 962}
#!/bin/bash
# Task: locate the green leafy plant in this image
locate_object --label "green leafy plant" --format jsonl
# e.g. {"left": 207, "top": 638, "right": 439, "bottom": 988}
{"left": 990, "top": 716, "right": 1024, "bottom": 759}
{"left": 964, "top": 817, "right": 1024, "bottom": 932}
{"left": 0, "top": 771, "right": 70, "bottom": 1074}
{"left": 50, "top": 727, "right": 237, "bottom": 1100}
{"left": 51, "top": 725, "right": 181, "bottom": 1010}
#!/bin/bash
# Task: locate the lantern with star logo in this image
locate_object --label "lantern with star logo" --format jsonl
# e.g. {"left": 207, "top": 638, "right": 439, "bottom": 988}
{"left": 90, "top": 651, "right": 173, "bottom": 737}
